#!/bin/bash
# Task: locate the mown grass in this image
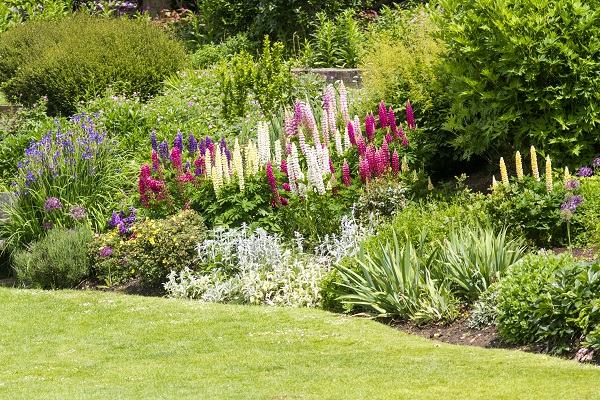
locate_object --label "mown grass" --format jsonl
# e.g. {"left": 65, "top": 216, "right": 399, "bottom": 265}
{"left": 1, "top": 287, "right": 599, "bottom": 399}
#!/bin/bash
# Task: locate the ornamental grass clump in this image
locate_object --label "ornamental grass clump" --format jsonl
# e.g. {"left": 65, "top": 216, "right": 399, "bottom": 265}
{"left": 0, "top": 113, "right": 126, "bottom": 249}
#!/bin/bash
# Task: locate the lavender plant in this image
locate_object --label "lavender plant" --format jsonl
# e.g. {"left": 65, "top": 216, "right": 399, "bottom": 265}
{"left": 0, "top": 113, "right": 128, "bottom": 248}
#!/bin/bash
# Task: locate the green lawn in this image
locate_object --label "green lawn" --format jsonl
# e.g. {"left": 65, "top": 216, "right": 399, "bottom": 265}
{"left": 1, "top": 288, "right": 598, "bottom": 399}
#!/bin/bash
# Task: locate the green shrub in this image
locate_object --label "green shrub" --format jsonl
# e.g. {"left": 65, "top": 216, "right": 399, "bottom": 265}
{"left": 437, "top": 0, "right": 600, "bottom": 165}
{"left": 218, "top": 36, "right": 294, "bottom": 121}
{"left": 495, "top": 252, "right": 600, "bottom": 354}
{"left": 299, "top": 10, "right": 365, "bottom": 68}
{"left": 0, "top": 14, "right": 186, "bottom": 116}
{"left": 575, "top": 175, "right": 600, "bottom": 247}
{"left": 12, "top": 224, "right": 93, "bottom": 289}
{"left": 90, "top": 210, "right": 207, "bottom": 288}
{"left": 485, "top": 175, "right": 573, "bottom": 247}
{"left": 0, "top": 0, "right": 72, "bottom": 34}
{"left": 189, "top": 33, "right": 257, "bottom": 69}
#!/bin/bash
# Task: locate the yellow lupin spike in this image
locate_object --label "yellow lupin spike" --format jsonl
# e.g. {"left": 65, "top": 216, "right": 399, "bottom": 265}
{"left": 427, "top": 177, "right": 434, "bottom": 190}
{"left": 531, "top": 146, "right": 539, "bottom": 181}
{"left": 515, "top": 151, "right": 523, "bottom": 181}
{"left": 500, "top": 157, "right": 509, "bottom": 185}
{"left": 401, "top": 155, "right": 409, "bottom": 173}
{"left": 413, "top": 170, "right": 418, "bottom": 181}
{"left": 545, "top": 155, "right": 552, "bottom": 193}
{"left": 492, "top": 175, "right": 498, "bottom": 192}
{"left": 564, "top": 166, "right": 570, "bottom": 182}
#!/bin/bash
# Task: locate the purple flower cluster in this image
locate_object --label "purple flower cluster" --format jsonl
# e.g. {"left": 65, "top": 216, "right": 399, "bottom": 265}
{"left": 577, "top": 166, "right": 593, "bottom": 177}
{"left": 564, "top": 179, "right": 579, "bottom": 191}
{"left": 44, "top": 197, "right": 62, "bottom": 212}
{"left": 99, "top": 246, "right": 114, "bottom": 257}
{"left": 560, "top": 193, "right": 584, "bottom": 221}
{"left": 108, "top": 206, "right": 137, "bottom": 234}
{"left": 69, "top": 205, "right": 87, "bottom": 220}
{"left": 594, "top": 157, "right": 600, "bottom": 168}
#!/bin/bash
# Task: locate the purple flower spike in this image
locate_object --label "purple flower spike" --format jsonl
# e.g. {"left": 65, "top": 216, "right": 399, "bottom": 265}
{"left": 69, "top": 205, "right": 87, "bottom": 220}
{"left": 565, "top": 179, "right": 579, "bottom": 190}
{"left": 594, "top": 157, "right": 600, "bottom": 168}
{"left": 173, "top": 130, "right": 184, "bottom": 152}
{"left": 99, "top": 246, "right": 114, "bottom": 257}
{"left": 188, "top": 133, "right": 198, "bottom": 155}
{"left": 151, "top": 130, "right": 158, "bottom": 152}
{"left": 158, "top": 140, "right": 169, "bottom": 161}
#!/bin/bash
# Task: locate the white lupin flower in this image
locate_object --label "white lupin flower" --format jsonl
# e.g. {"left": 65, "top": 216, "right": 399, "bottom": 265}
{"left": 343, "top": 126, "right": 351, "bottom": 152}
{"left": 204, "top": 147, "right": 212, "bottom": 179}
{"left": 298, "top": 127, "right": 307, "bottom": 155}
{"left": 321, "top": 110, "right": 329, "bottom": 146}
{"left": 306, "top": 146, "right": 326, "bottom": 195}
{"left": 545, "top": 155, "right": 552, "bottom": 193}
{"left": 257, "top": 121, "right": 270, "bottom": 166}
{"left": 335, "top": 130, "right": 343, "bottom": 156}
{"left": 212, "top": 145, "right": 223, "bottom": 195}
{"left": 288, "top": 143, "right": 304, "bottom": 195}
{"left": 233, "top": 138, "right": 244, "bottom": 191}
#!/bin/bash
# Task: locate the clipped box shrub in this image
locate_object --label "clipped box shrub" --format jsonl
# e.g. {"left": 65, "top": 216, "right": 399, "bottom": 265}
{"left": 90, "top": 210, "right": 207, "bottom": 288}
{"left": 12, "top": 224, "right": 93, "bottom": 289}
{"left": 0, "top": 14, "right": 186, "bottom": 116}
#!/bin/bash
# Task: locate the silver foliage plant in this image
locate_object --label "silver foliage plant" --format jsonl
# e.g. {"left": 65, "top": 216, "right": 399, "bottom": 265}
{"left": 164, "top": 215, "right": 371, "bottom": 307}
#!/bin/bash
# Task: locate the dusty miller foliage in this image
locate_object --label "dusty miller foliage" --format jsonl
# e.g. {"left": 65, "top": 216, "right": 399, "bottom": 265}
{"left": 164, "top": 214, "right": 371, "bottom": 307}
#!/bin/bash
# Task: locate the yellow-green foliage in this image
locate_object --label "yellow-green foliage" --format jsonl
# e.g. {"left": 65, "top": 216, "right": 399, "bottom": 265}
{"left": 359, "top": 6, "right": 445, "bottom": 115}
{"left": 90, "top": 210, "right": 207, "bottom": 287}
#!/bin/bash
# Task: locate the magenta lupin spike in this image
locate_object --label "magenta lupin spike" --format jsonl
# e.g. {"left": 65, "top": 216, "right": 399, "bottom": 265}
{"left": 388, "top": 107, "right": 398, "bottom": 136}
{"left": 366, "top": 144, "right": 376, "bottom": 173}
{"left": 365, "top": 113, "right": 375, "bottom": 143}
{"left": 378, "top": 101, "right": 388, "bottom": 129}
{"left": 359, "top": 157, "right": 370, "bottom": 183}
{"left": 280, "top": 158, "right": 288, "bottom": 176}
{"left": 402, "top": 135, "right": 409, "bottom": 147}
{"left": 381, "top": 140, "right": 390, "bottom": 169}
{"left": 266, "top": 162, "right": 281, "bottom": 207}
{"left": 342, "top": 160, "right": 351, "bottom": 187}
{"left": 357, "top": 136, "right": 366, "bottom": 156}
{"left": 391, "top": 150, "right": 400, "bottom": 177}
{"left": 385, "top": 133, "right": 393, "bottom": 143}
{"left": 347, "top": 121, "right": 356, "bottom": 146}
{"left": 406, "top": 101, "right": 416, "bottom": 130}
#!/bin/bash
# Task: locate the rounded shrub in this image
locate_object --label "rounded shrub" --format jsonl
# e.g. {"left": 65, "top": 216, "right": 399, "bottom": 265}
{"left": 12, "top": 224, "right": 93, "bottom": 289}
{"left": 0, "top": 14, "right": 186, "bottom": 116}
{"left": 438, "top": 0, "right": 600, "bottom": 166}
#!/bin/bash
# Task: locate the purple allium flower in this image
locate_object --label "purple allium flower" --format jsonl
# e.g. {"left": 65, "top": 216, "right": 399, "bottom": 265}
{"left": 565, "top": 179, "right": 580, "bottom": 191}
{"left": 43, "top": 221, "right": 53, "bottom": 229}
{"left": 577, "top": 166, "right": 593, "bottom": 177}
{"left": 188, "top": 133, "right": 198, "bottom": 155}
{"left": 44, "top": 197, "right": 62, "bottom": 212}
{"left": 173, "top": 130, "right": 184, "bottom": 152}
{"left": 594, "top": 157, "right": 600, "bottom": 168}
{"left": 69, "top": 205, "right": 87, "bottom": 220}
{"left": 151, "top": 130, "right": 158, "bottom": 152}
{"left": 99, "top": 246, "right": 114, "bottom": 257}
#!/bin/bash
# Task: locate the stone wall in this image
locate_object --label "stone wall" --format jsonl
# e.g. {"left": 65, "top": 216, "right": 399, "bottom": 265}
{"left": 292, "top": 68, "right": 362, "bottom": 88}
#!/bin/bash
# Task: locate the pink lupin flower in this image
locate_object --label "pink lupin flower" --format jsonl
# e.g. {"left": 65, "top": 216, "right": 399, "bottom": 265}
{"left": 266, "top": 162, "right": 281, "bottom": 207}
{"left": 208, "top": 143, "right": 215, "bottom": 163}
{"left": 171, "top": 146, "right": 183, "bottom": 174}
{"left": 402, "top": 135, "right": 409, "bottom": 147}
{"left": 177, "top": 170, "right": 196, "bottom": 183}
{"left": 139, "top": 164, "right": 151, "bottom": 205}
{"left": 365, "top": 112, "right": 376, "bottom": 143}
{"left": 366, "top": 144, "right": 377, "bottom": 173}
{"left": 381, "top": 140, "right": 390, "bottom": 168}
{"left": 385, "top": 133, "right": 393, "bottom": 143}
{"left": 342, "top": 159, "right": 351, "bottom": 187}
{"left": 151, "top": 150, "right": 160, "bottom": 172}
{"left": 397, "top": 123, "right": 405, "bottom": 141}
{"left": 347, "top": 121, "right": 356, "bottom": 146}
{"left": 281, "top": 197, "right": 289, "bottom": 206}
{"left": 329, "top": 157, "right": 335, "bottom": 174}
{"left": 294, "top": 101, "right": 303, "bottom": 127}
{"left": 378, "top": 101, "right": 388, "bottom": 129}
{"left": 284, "top": 111, "right": 297, "bottom": 137}
{"left": 359, "top": 157, "right": 371, "bottom": 183}
{"left": 194, "top": 157, "right": 204, "bottom": 177}
{"left": 406, "top": 100, "right": 416, "bottom": 130}
{"left": 281, "top": 182, "right": 291, "bottom": 191}
{"left": 298, "top": 128, "right": 307, "bottom": 155}
{"left": 388, "top": 107, "right": 398, "bottom": 136}
{"left": 391, "top": 149, "right": 400, "bottom": 177}
{"left": 357, "top": 136, "right": 367, "bottom": 156}
{"left": 285, "top": 142, "right": 292, "bottom": 155}
{"left": 280, "top": 158, "right": 288, "bottom": 175}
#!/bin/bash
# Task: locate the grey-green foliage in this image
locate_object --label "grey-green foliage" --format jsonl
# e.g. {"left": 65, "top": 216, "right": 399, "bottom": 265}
{"left": 335, "top": 230, "right": 458, "bottom": 323}
{"left": 12, "top": 224, "right": 93, "bottom": 289}
{"left": 437, "top": 0, "right": 600, "bottom": 166}
{"left": 439, "top": 225, "right": 526, "bottom": 301}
